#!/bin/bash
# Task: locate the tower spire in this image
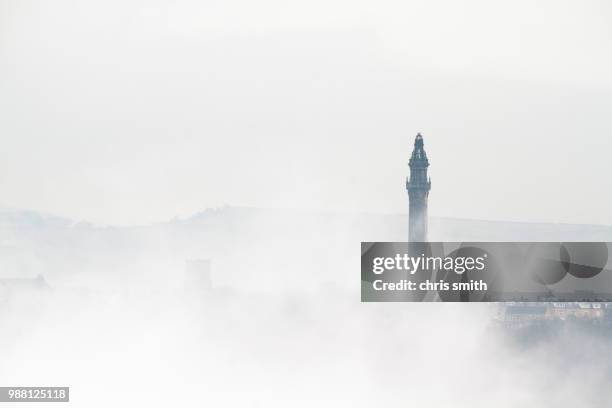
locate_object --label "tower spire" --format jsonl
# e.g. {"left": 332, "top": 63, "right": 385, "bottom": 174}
{"left": 406, "top": 133, "right": 431, "bottom": 242}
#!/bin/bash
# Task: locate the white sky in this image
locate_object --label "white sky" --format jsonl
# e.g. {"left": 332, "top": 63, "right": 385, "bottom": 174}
{"left": 1, "top": 0, "right": 612, "bottom": 225}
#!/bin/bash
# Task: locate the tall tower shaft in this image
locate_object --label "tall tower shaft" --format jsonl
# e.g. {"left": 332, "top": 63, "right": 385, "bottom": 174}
{"left": 406, "top": 133, "right": 431, "bottom": 242}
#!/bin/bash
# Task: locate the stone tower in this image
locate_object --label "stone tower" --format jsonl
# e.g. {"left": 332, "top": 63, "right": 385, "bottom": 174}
{"left": 406, "top": 133, "right": 431, "bottom": 242}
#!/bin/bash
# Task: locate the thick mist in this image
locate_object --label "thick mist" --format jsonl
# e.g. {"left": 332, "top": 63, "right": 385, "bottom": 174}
{"left": 1, "top": 208, "right": 612, "bottom": 406}
{"left": 2, "top": 0, "right": 612, "bottom": 405}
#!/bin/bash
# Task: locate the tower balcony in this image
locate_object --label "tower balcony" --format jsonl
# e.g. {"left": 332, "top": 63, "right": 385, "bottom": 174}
{"left": 406, "top": 179, "right": 431, "bottom": 191}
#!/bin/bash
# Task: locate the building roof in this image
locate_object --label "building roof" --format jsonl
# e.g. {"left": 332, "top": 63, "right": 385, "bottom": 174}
{"left": 0, "top": 274, "right": 50, "bottom": 291}
{"left": 505, "top": 305, "right": 548, "bottom": 315}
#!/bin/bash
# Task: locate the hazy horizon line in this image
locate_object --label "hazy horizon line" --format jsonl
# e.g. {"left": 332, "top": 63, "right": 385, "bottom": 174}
{"left": 1, "top": 203, "right": 611, "bottom": 230}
